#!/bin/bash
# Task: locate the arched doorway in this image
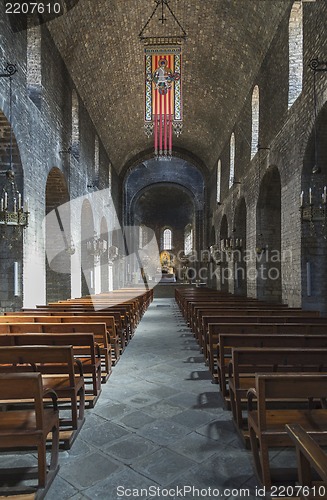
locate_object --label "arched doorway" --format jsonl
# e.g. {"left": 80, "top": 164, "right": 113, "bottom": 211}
{"left": 301, "top": 102, "right": 327, "bottom": 312}
{"left": 234, "top": 197, "right": 247, "bottom": 296}
{"left": 0, "top": 110, "right": 25, "bottom": 311}
{"left": 256, "top": 166, "right": 282, "bottom": 302}
{"left": 81, "top": 200, "right": 94, "bottom": 296}
{"left": 133, "top": 183, "right": 195, "bottom": 284}
{"left": 124, "top": 156, "right": 206, "bottom": 285}
{"left": 45, "top": 167, "right": 71, "bottom": 302}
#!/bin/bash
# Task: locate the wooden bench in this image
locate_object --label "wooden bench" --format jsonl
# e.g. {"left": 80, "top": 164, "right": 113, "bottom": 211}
{"left": 0, "top": 372, "right": 59, "bottom": 498}
{"left": 2, "top": 333, "right": 102, "bottom": 407}
{"left": 228, "top": 347, "right": 327, "bottom": 435}
{"left": 0, "top": 345, "right": 85, "bottom": 449}
{"left": 0, "top": 317, "right": 117, "bottom": 370}
{"left": 215, "top": 331, "right": 327, "bottom": 390}
{"left": 201, "top": 315, "right": 327, "bottom": 361}
{"left": 286, "top": 423, "right": 327, "bottom": 499}
{"left": 247, "top": 373, "right": 327, "bottom": 489}
{"left": 34, "top": 304, "right": 134, "bottom": 341}
{"left": 199, "top": 311, "right": 322, "bottom": 350}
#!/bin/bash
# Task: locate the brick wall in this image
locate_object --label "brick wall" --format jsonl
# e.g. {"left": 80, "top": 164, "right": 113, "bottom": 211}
{"left": 210, "top": 1, "right": 327, "bottom": 311}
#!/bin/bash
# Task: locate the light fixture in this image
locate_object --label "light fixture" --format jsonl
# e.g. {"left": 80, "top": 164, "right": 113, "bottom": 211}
{"left": 108, "top": 245, "right": 119, "bottom": 262}
{"left": 86, "top": 232, "right": 107, "bottom": 261}
{"left": 300, "top": 59, "right": 327, "bottom": 224}
{"left": 0, "top": 63, "right": 29, "bottom": 228}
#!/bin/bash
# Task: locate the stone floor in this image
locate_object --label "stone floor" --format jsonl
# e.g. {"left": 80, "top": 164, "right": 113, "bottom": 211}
{"left": 2, "top": 292, "right": 293, "bottom": 499}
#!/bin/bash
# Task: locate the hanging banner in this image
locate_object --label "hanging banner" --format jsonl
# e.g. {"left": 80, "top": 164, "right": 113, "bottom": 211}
{"left": 144, "top": 46, "right": 182, "bottom": 158}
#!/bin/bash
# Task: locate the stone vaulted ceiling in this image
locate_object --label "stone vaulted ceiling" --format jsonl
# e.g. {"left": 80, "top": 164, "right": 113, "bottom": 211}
{"left": 48, "top": 0, "right": 292, "bottom": 174}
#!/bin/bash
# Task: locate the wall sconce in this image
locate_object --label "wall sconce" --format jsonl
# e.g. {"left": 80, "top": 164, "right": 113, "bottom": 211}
{"left": 87, "top": 232, "right": 107, "bottom": 261}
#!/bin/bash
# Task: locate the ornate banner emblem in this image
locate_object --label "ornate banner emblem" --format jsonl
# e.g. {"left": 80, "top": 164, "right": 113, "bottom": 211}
{"left": 144, "top": 46, "right": 182, "bottom": 158}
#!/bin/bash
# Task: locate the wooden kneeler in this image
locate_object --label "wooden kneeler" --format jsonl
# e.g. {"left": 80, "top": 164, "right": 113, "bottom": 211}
{"left": 0, "top": 372, "right": 59, "bottom": 499}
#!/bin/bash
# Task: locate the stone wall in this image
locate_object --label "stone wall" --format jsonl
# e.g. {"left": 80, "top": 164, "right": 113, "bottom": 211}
{"left": 210, "top": 1, "right": 327, "bottom": 310}
{"left": 0, "top": 5, "right": 121, "bottom": 309}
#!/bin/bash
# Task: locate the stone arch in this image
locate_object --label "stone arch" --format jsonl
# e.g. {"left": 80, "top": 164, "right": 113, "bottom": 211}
{"left": 124, "top": 157, "right": 205, "bottom": 284}
{"left": 80, "top": 199, "right": 94, "bottom": 296}
{"left": 45, "top": 167, "right": 71, "bottom": 303}
{"left": 256, "top": 166, "right": 282, "bottom": 302}
{"left": 234, "top": 197, "right": 247, "bottom": 296}
{"left": 219, "top": 214, "right": 229, "bottom": 292}
{"left": 301, "top": 101, "right": 327, "bottom": 312}
{"left": 0, "top": 109, "right": 25, "bottom": 311}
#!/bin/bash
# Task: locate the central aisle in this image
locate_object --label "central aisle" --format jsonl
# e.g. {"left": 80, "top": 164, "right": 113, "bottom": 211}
{"left": 48, "top": 297, "right": 258, "bottom": 499}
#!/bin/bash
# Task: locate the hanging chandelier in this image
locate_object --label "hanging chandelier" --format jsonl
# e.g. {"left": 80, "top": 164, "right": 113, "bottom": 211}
{"left": 86, "top": 232, "right": 107, "bottom": 261}
{"left": 140, "top": 0, "right": 186, "bottom": 159}
{"left": 0, "top": 63, "right": 29, "bottom": 228}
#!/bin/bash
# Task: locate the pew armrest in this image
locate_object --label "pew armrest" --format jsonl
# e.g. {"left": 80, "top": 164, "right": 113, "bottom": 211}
{"left": 286, "top": 423, "right": 327, "bottom": 483}
{"left": 247, "top": 387, "right": 257, "bottom": 412}
{"left": 42, "top": 388, "right": 58, "bottom": 411}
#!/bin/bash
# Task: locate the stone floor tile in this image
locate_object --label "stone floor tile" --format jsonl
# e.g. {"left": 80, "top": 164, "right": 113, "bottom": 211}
{"left": 83, "top": 468, "right": 158, "bottom": 500}
{"left": 167, "top": 431, "right": 221, "bottom": 463}
{"left": 80, "top": 420, "right": 130, "bottom": 447}
{"left": 170, "top": 408, "right": 216, "bottom": 430}
{"left": 136, "top": 418, "right": 191, "bottom": 445}
{"left": 131, "top": 448, "right": 196, "bottom": 486}
{"left": 102, "top": 434, "right": 160, "bottom": 465}
{"left": 59, "top": 451, "right": 122, "bottom": 489}
{"left": 118, "top": 409, "right": 157, "bottom": 430}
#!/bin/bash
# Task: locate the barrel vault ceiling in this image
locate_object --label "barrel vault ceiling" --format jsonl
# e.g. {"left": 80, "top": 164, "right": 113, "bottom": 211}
{"left": 48, "top": 0, "right": 292, "bottom": 174}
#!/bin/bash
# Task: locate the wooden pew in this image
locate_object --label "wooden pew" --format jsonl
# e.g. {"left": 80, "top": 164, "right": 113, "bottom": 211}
{"left": 212, "top": 328, "right": 327, "bottom": 385}
{"left": 286, "top": 423, "right": 327, "bottom": 499}
{"left": 201, "top": 315, "right": 327, "bottom": 361}
{"left": 247, "top": 373, "right": 327, "bottom": 489}
{"left": 0, "top": 372, "right": 59, "bottom": 498}
{"left": 1, "top": 333, "right": 102, "bottom": 407}
{"left": 198, "top": 311, "right": 321, "bottom": 349}
{"left": 0, "top": 321, "right": 113, "bottom": 381}
{"left": 0, "top": 345, "right": 85, "bottom": 449}
{"left": 0, "top": 316, "right": 118, "bottom": 369}
{"left": 228, "top": 347, "right": 327, "bottom": 437}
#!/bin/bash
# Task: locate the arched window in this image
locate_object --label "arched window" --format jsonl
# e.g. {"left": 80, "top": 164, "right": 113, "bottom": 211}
{"left": 71, "top": 90, "right": 80, "bottom": 158}
{"left": 229, "top": 133, "right": 235, "bottom": 189}
{"left": 216, "top": 159, "right": 221, "bottom": 203}
{"left": 26, "top": 19, "right": 42, "bottom": 107}
{"left": 184, "top": 225, "right": 193, "bottom": 255}
{"left": 94, "top": 135, "right": 99, "bottom": 182}
{"left": 139, "top": 225, "right": 145, "bottom": 248}
{"left": 108, "top": 163, "right": 112, "bottom": 192}
{"left": 288, "top": 1, "right": 303, "bottom": 108}
{"left": 251, "top": 86, "right": 260, "bottom": 159}
{"left": 163, "top": 228, "right": 172, "bottom": 250}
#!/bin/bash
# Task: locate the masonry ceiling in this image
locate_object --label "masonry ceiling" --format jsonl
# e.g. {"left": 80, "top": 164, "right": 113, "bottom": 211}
{"left": 48, "top": 0, "right": 292, "bottom": 174}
